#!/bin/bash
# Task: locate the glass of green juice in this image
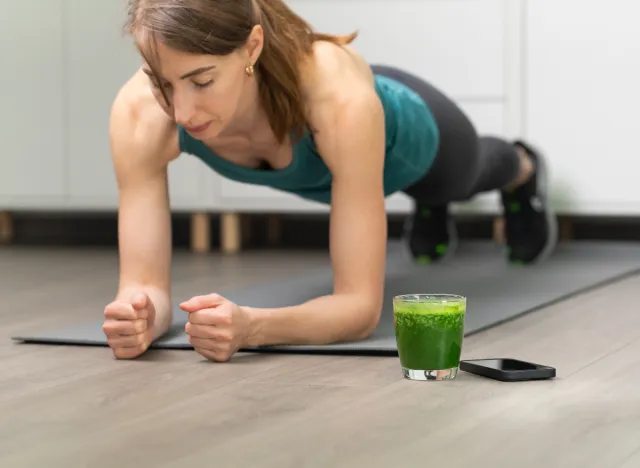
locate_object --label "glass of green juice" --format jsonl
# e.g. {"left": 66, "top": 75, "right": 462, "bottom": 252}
{"left": 393, "top": 294, "right": 466, "bottom": 381}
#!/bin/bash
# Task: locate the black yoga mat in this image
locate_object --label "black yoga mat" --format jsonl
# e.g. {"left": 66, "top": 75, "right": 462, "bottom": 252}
{"left": 12, "top": 241, "right": 640, "bottom": 355}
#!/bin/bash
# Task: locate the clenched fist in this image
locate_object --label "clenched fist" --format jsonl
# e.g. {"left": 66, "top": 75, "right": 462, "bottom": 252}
{"left": 180, "top": 293, "right": 252, "bottom": 362}
{"left": 102, "top": 292, "right": 155, "bottom": 359}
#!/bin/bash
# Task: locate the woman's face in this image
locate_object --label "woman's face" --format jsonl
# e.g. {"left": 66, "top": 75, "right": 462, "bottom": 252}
{"left": 140, "top": 28, "right": 263, "bottom": 140}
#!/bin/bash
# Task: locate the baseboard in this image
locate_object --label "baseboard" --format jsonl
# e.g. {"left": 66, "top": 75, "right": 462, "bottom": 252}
{"left": 3, "top": 211, "right": 640, "bottom": 250}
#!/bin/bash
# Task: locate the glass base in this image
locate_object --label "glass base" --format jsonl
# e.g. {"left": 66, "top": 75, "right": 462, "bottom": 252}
{"left": 403, "top": 366, "right": 458, "bottom": 381}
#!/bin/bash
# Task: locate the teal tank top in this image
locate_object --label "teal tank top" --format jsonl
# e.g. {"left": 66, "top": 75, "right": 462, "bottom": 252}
{"left": 178, "top": 74, "right": 440, "bottom": 205}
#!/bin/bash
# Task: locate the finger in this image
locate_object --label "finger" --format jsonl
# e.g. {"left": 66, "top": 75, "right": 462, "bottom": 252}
{"left": 186, "top": 308, "right": 217, "bottom": 325}
{"left": 112, "top": 346, "right": 148, "bottom": 360}
{"left": 179, "top": 293, "right": 226, "bottom": 312}
{"left": 104, "top": 302, "right": 136, "bottom": 320}
{"left": 103, "top": 319, "right": 147, "bottom": 337}
{"left": 188, "top": 307, "right": 233, "bottom": 327}
{"left": 130, "top": 292, "right": 149, "bottom": 311}
{"left": 196, "top": 348, "right": 218, "bottom": 361}
{"left": 195, "top": 348, "right": 230, "bottom": 362}
{"left": 185, "top": 322, "right": 232, "bottom": 341}
{"left": 132, "top": 307, "right": 149, "bottom": 320}
{"left": 106, "top": 333, "right": 148, "bottom": 349}
{"left": 188, "top": 336, "right": 219, "bottom": 351}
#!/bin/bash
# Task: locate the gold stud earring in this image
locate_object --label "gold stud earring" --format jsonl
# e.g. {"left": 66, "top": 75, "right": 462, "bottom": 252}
{"left": 245, "top": 64, "right": 255, "bottom": 76}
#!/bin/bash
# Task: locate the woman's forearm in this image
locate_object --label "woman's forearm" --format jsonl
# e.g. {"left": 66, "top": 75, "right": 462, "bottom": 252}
{"left": 243, "top": 293, "right": 382, "bottom": 347}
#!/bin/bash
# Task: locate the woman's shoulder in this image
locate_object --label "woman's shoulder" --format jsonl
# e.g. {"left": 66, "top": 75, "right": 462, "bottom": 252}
{"left": 300, "top": 42, "right": 376, "bottom": 105}
{"left": 298, "top": 42, "right": 385, "bottom": 141}
{"left": 298, "top": 41, "right": 383, "bottom": 133}
{"left": 109, "top": 70, "right": 181, "bottom": 166}
{"left": 296, "top": 42, "right": 386, "bottom": 169}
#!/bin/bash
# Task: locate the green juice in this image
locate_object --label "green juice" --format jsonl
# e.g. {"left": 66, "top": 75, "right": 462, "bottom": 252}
{"left": 393, "top": 297, "right": 466, "bottom": 371}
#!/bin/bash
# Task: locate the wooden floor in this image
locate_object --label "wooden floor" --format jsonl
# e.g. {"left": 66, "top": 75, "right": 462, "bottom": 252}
{"left": 2, "top": 244, "right": 640, "bottom": 468}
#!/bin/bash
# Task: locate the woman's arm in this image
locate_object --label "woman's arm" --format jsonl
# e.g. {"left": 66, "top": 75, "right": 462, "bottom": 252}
{"left": 102, "top": 77, "right": 181, "bottom": 358}
{"left": 243, "top": 47, "right": 388, "bottom": 346}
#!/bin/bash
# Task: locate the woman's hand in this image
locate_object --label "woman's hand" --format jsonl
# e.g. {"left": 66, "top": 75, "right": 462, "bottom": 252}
{"left": 103, "top": 291, "right": 156, "bottom": 359}
{"left": 179, "top": 293, "right": 252, "bottom": 362}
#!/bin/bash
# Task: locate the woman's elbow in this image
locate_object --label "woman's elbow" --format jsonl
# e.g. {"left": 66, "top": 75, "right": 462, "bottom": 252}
{"left": 353, "top": 301, "right": 382, "bottom": 340}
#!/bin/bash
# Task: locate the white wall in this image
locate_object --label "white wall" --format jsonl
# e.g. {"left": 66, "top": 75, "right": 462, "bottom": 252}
{"left": 0, "top": 0, "right": 638, "bottom": 216}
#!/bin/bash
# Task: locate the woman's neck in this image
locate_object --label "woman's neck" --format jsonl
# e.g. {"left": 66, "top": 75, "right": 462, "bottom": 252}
{"left": 218, "top": 77, "right": 269, "bottom": 141}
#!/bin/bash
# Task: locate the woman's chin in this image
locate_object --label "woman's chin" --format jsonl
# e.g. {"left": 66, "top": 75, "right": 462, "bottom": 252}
{"left": 184, "top": 120, "right": 224, "bottom": 140}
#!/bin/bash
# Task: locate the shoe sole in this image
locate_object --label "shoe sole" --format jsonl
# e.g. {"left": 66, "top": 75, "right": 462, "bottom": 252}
{"left": 518, "top": 140, "right": 558, "bottom": 264}
{"left": 400, "top": 214, "right": 458, "bottom": 265}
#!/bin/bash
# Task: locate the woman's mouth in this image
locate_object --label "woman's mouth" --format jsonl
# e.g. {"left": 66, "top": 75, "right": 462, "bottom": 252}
{"left": 184, "top": 121, "right": 212, "bottom": 133}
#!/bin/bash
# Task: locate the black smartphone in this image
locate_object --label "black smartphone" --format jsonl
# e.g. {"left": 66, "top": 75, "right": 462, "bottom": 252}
{"left": 459, "top": 358, "right": 556, "bottom": 382}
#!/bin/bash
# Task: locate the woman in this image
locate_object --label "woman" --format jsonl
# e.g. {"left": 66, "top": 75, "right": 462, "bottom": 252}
{"left": 102, "top": 0, "right": 557, "bottom": 360}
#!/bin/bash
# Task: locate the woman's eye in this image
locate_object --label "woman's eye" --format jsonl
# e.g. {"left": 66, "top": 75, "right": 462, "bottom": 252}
{"left": 193, "top": 80, "right": 213, "bottom": 89}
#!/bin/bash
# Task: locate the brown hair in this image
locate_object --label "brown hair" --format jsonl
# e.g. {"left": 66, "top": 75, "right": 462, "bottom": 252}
{"left": 126, "top": 0, "right": 357, "bottom": 143}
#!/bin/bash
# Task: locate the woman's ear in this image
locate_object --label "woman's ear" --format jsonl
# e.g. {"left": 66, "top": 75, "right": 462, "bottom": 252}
{"left": 245, "top": 24, "right": 264, "bottom": 65}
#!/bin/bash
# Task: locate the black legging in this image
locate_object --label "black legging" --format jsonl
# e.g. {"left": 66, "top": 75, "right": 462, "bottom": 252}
{"left": 371, "top": 65, "right": 521, "bottom": 207}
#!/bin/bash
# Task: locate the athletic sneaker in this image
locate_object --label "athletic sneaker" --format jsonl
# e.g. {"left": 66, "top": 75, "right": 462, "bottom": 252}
{"left": 403, "top": 204, "right": 457, "bottom": 264}
{"left": 500, "top": 140, "right": 558, "bottom": 264}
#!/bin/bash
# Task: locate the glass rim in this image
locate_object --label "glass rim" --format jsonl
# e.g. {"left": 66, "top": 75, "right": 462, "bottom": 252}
{"left": 393, "top": 293, "right": 466, "bottom": 303}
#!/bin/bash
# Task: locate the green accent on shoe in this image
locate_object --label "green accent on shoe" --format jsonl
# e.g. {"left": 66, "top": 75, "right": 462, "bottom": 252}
{"left": 510, "top": 201, "right": 521, "bottom": 213}
{"left": 420, "top": 207, "right": 431, "bottom": 218}
{"left": 436, "top": 243, "right": 447, "bottom": 254}
{"left": 416, "top": 255, "right": 431, "bottom": 264}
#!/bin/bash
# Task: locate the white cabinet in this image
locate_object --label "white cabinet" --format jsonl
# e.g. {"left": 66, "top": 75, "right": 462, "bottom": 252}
{"left": 168, "top": 155, "right": 220, "bottom": 211}
{"left": 525, "top": 0, "right": 640, "bottom": 215}
{"left": 64, "top": 0, "right": 215, "bottom": 211}
{"left": 216, "top": 179, "right": 329, "bottom": 213}
{"left": 0, "top": 0, "right": 66, "bottom": 207}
